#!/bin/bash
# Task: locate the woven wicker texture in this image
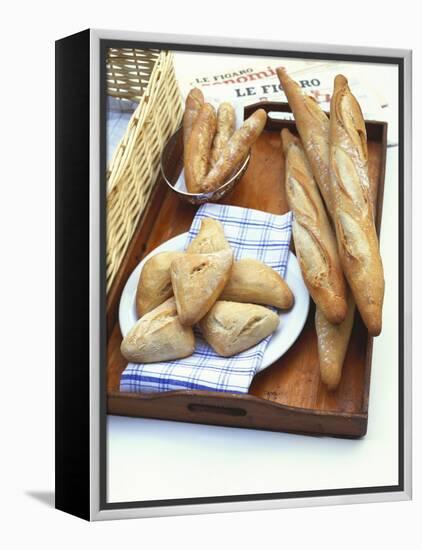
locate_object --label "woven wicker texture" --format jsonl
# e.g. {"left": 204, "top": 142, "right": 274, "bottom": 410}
{"left": 106, "top": 49, "right": 183, "bottom": 291}
{"left": 107, "top": 48, "right": 161, "bottom": 101}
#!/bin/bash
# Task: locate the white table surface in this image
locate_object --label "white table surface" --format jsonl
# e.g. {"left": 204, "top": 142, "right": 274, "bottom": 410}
{"left": 106, "top": 57, "right": 399, "bottom": 504}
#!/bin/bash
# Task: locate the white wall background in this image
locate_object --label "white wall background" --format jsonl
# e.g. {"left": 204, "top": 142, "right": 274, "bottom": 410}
{"left": 1, "top": 0, "right": 419, "bottom": 548}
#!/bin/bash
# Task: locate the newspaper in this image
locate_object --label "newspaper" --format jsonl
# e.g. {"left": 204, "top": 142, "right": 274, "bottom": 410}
{"left": 174, "top": 57, "right": 397, "bottom": 146}
{"left": 107, "top": 56, "right": 397, "bottom": 165}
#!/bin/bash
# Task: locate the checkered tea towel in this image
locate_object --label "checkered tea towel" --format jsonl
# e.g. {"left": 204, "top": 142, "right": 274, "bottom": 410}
{"left": 120, "top": 203, "right": 293, "bottom": 394}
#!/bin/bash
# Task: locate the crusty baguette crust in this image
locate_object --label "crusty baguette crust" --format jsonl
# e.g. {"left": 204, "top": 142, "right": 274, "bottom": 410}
{"left": 210, "top": 102, "right": 236, "bottom": 166}
{"left": 220, "top": 258, "right": 294, "bottom": 310}
{"left": 200, "top": 301, "right": 279, "bottom": 357}
{"left": 184, "top": 102, "right": 217, "bottom": 193}
{"left": 329, "top": 75, "right": 384, "bottom": 336}
{"left": 315, "top": 294, "right": 355, "bottom": 391}
{"left": 201, "top": 109, "right": 267, "bottom": 192}
{"left": 277, "top": 68, "right": 334, "bottom": 218}
{"left": 183, "top": 88, "right": 204, "bottom": 148}
{"left": 282, "top": 128, "right": 347, "bottom": 324}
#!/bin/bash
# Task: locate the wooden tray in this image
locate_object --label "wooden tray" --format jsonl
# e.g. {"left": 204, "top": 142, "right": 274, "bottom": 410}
{"left": 106, "top": 101, "right": 387, "bottom": 438}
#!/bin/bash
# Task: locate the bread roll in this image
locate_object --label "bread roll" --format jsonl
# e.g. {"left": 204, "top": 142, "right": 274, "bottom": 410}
{"left": 200, "top": 301, "right": 279, "bottom": 357}
{"left": 188, "top": 220, "right": 292, "bottom": 309}
{"left": 210, "top": 102, "right": 236, "bottom": 166}
{"left": 136, "top": 251, "right": 184, "bottom": 318}
{"left": 183, "top": 88, "right": 204, "bottom": 148}
{"left": 170, "top": 249, "right": 233, "bottom": 326}
{"left": 276, "top": 68, "right": 334, "bottom": 217}
{"left": 184, "top": 103, "right": 217, "bottom": 193}
{"left": 220, "top": 258, "right": 294, "bottom": 309}
{"left": 282, "top": 128, "right": 347, "bottom": 324}
{"left": 330, "top": 75, "right": 384, "bottom": 336}
{"left": 187, "top": 218, "right": 231, "bottom": 254}
{"left": 121, "top": 298, "right": 195, "bottom": 363}
{"left": 201, "top": 109, "right": 267, "bottom": 193}
{"left": 315, "top": 294, "right": 355, "bottom": 391}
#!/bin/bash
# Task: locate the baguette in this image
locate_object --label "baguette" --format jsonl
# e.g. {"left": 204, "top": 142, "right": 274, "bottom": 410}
{"left": 201, "top": 109, "right": 267, "bottom": 193}
{"left": 282, "top": 128, "right": 347, "bottom": 324}
{"left": 184, "top": 102, "right": 217, "bottom": 193}
{"left": 276, "top": 68, "right": 334, "bottom": 217}
{"left": 330, "top": 74, "right": 384, "bottom": 336}
{"left": 210, "top": 102, "right": 236, "bottom": 166}
{"left": 315, "top": 294, "right": 355, "bottom": 391}
{"left": 183, "top": 88, "right": 204, "bottom": 148}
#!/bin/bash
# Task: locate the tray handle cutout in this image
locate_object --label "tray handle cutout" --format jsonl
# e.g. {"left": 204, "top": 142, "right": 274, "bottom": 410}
{"left": 187, "top": 403, "right": 247, "bottom": 417}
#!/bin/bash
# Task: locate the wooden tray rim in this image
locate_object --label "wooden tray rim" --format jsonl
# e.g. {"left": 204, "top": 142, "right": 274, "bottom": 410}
{"left": 108, "top": 389, "right": 368, "bottom": 420}
{"left": 106, "top": 101, "right": 388, "bottom": 435}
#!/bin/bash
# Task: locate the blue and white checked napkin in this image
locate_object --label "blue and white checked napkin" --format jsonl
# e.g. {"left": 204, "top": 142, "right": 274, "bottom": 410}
{"left": 120, "top": 203, "right": 293, "bottom": 394}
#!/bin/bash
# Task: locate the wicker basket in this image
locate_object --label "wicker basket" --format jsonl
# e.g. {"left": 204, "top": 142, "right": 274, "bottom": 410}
{"left": 106, "top": 48, "right": 183, "bottom": 291}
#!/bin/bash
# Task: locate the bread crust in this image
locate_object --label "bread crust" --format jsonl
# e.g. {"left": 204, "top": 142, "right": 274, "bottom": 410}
{"left": 187, "top": 218, "right": 231, "bottom": 254}
{"left": 183, "top": 88, "right": 204, "bottom": 148}
{"left": 201, "top": 109, "right": 267, "bottom": 192}
{"left": 184, "top": 102, "right": 217, "bottom": 193}
{"left": 277, "top": 68, "right": 334, "bottom": 217}
{"left": 282, "top": 128, "right": 347, "bottom": 324}
{"left": 121, "top": 297, "right": 195, "bottom": 363}
{"left": 170, "top": 249, "right": 233, "bottom": 326}
{"left": 315, "top": 293, "right": 355, "bottom": 391}
{"left": 200, "top": 301, "right": 279, "bottom": 357}
{"left": 329, "top": 75, "right": 384, "bottom": 336}
{"left": 136, "top": 251, "right": 184, "bottom": 318}
{"left": 210, "top": 102, "right": 236, "bottom": 166}
{"left": 220, "top": 258, "right": 294, "bottom": 309}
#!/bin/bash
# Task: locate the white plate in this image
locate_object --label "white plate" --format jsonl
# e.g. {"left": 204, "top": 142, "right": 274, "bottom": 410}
{"left": 119, "top": 233, "right": 310, "bottom": 372}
